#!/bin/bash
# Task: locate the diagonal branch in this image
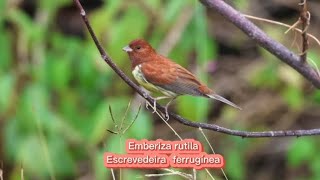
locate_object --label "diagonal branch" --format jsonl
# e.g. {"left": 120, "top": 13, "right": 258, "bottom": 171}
{"left": 199, "top": 0, "right": 320, "bottom": 88}
{"left": 73, "top": 0, "right": 320, "bottom": 138}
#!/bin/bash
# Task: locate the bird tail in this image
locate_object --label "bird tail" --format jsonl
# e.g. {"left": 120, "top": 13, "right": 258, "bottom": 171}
{"left": 207, "top": 94, "right": 242, "bottom": 110}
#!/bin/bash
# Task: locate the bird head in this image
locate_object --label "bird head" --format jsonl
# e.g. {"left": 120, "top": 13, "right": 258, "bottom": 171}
{"left": 123, "top": 39, "right": 156, "bottom": 68}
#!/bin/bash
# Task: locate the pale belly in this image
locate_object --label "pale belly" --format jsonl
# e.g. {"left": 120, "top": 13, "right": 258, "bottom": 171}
{"left": 132, "top": 65, "right": 177, "bottom": 97}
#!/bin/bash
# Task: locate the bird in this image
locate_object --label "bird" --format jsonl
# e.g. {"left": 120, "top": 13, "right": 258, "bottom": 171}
{"left": 122, "top": 39, "right": 241, "bottom": 120}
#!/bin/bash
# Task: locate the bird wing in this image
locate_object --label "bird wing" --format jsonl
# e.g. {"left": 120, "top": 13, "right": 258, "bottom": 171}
{"left": 140, "top": 59, "right": 211, "bottom": 96}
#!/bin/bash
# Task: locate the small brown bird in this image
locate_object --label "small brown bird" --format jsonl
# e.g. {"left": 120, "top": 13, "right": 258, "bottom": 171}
{"left": 123, "top": 39, "right": 241, "bottom": 119}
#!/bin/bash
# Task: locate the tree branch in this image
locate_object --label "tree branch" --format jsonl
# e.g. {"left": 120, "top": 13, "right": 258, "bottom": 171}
{"left": 73, "top": 0, "right": 320, "bottom": 138}
{"left": 299, "top": 0, "right": 310, "bottom": 62}
{"left": 199, "top": 0, "right": 320, "bottom": 88}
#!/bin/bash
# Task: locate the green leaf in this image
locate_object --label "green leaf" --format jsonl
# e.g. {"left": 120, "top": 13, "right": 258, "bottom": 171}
{"left": 278, "top": 65, "right": 303, "bottom": 88}
{"left": 144, "top": 0, "right": 162, "bottom": 9}
{"left": 226, "top": 150, "right": 245, "bottom": 180}
{"left": 94, "top": 149, "right": 110, "bottom": 180}
{"left": 234, "top": 0, "right": 249, "bottom": 11}
{"left": 39, "top": 0, "right": 70, "bottom": 12}
{"left": 307, "top": 50, "right": 320, "bottom": 71}
{"left": 8, "top": 9, "right": 44, "bottom": 43}
{"left": 89, "top": 101, "right": 114, "bottom": 144}
{"left": 127, "top": 109, "right": 153, "bottom": 139}
{"left": 0, "top": 73, "right": 15, "bottom": 112}
{"left": 288, "top": 138, "right": 316, "bottom": 167}
{"left": 17, "top": 136, "right": 50, "bottom": 177}
{"left": 16, "top": 135, "right": 75, "bottom": 178}
{"left": 105, "top": 135, "right": 127, "bottom": 154}
{"left": 249, "top": 62, "right": 280, "bottom": 89}
{"left": 194, "top": 3, "right": 217, "bottom": 63}
{"left": 282, "top": 86, "right": 303, "bottom": 109}
{"left": 164, "top": 1, "right": 188, "bottom": 24}
{"left": 0, "top": 27, "right": 12, "bottom": 71}
{"left": 177, "top": 96, "right": 209, "bottom": 122}
{"left": 17, "top": 83, "right": 51, "bottom": 132}
{"left": 4, "top": 118, "right": 24, "bottom": 159}
{"left": 311, "top": 90, "right": 320, "bottom": 104}
{"left": 47, "top": 136, "right": 76, "bottom": 176}
{"left": 169, "top": 34, "right": 194, "bottom": 66}
{"left": 0, "top": 0, "right": 5, "bottom": 19}
{"left": 8, "top": 9, "right": 34, "bottom": 38}
{"left": 46, "top": 56, "right": 72, "bottom": 90}
{"left": 77, "top": 45, "right": 101, "bottom": 89}
{"left": 311, "top": 156, "right": 320, "bottom": 180}
{"left": 107, "top": 5, "right": 149, "bottom": 64}
{"left": 170, "top": 4, "right": 217, "bottom": 66}
{"left": 123, "top": 169, "right": 143, "bottom": 180}
{"left": 91, "top": 0, "right": 123, "bottom": 37}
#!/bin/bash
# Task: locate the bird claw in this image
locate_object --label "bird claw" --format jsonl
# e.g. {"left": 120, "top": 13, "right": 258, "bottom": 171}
{"left": 164, "top": 107, "right": 170, "bottom": 121}
{"left": 151, "top": 99, "right": 157, "bottom": 113}
{"left": 164, "top": 113, "right": 170, "bottom": 121}
{"left": 146, "top": 96, "right": 172, "bottom": 121}
{"left": 146, "top": 99, "right": 157, "bottom": 113}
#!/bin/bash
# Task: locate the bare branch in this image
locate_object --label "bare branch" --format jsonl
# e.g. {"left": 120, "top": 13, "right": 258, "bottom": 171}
{"left": 299, "top": 0, "right": 310, "bottom": 62}
{"left": 199, "top": 0, "right": 320, "bottom": 88}
{"left": 73, "top": 0, "right": 320, "bottom": 138}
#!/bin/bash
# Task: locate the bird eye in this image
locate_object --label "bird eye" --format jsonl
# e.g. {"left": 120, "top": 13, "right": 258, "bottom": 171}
{"left": 136, "top": 46, "right": 141, "bottom": 50}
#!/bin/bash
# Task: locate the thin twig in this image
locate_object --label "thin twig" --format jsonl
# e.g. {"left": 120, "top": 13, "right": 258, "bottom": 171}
{"left": 299, "top": 0, "right": 310, "bottom": 62}
{"left": 122, "top": 104, "right": 141, "bottom": 133}
{"left": 243, "top": 14, "right": 320, "bottom": 46}
{"left": 147, "top": 100, "right": 183, "bottom": 140}
{"left": 308, "top": 58, "right": 320, "bottom": 78}
{"left": 110, "top": 168, "right": 116, "bottom": 180}
{"left": 107, "top": 106, "right": 118, "bottom": 134}
{"left": 0, "top": 163, "right": 3, "bottom": 180}
{"left": 289, "top": 29, "right": 298, "bottom": 49}
{"left": 285, "top": 19, "right": 300, "bottom": 34}
{"left": 107, "top": 102, "right": 140, "bottom": 135}
{"left": 119, "top": 100, "right": 131, "bottom": 131}
{"left": 32, "top": 106, "right": 56, "bottom": 180}
{"left": 199, "top": 128, "right": 226, "bottom": 180}
{"left": 74, "top": 0, "right": 320, "bottom": 137}
{"left": 21, "top": 166, "right": 24, "bottom": 180}
{"left": 162, "top": 168, "right": 193, "bottom": 180}
{"left": 193, "top": 169, "right": 197, "bottom": 180}
{"left": 108, "top": 106, "right": 116, "bottom": 124}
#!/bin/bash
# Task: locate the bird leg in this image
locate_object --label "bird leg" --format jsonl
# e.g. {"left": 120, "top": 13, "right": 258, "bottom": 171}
{"left": 145, "top": 97, "right": 154, "bottom": 112}
{"left": 163, "top": 97, "right": 176, "bottom": 121}
{"left": 146, "top": 96, "right": 170, "bottom": 113}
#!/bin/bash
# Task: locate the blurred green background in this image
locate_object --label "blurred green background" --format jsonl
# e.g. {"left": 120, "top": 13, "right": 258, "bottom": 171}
{"left": 1, "top": 0, "right": 320, "bottom": 179}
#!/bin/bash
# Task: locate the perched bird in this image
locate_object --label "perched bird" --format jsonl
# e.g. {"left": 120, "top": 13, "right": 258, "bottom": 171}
{"left": 123, "top": 39, "right": 241, "bottom": 119}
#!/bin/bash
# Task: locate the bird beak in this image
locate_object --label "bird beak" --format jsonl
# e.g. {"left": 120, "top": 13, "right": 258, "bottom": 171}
{"left": 122, "top": 45, "right": 133, "bottom": 52}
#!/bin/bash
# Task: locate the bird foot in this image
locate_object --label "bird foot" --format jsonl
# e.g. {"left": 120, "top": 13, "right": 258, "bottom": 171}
{"left": 164, "top": 107, "right": 170, "bottom": 121}
{"left": 145, "top": 99, "right": 157, "bottom": 113}
{"left": 158, "top": 112, "right": 170, "bottom": 121}
{"left": 164, "top": 114, "right": 170, "bottom": 121}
